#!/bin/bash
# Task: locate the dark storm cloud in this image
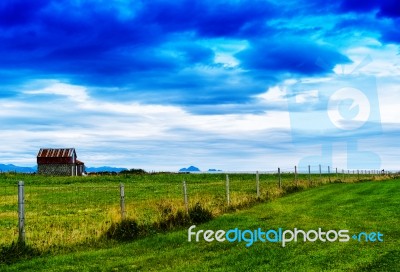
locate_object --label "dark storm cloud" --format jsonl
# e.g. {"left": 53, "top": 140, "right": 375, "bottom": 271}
{"left": 0, "top": 0, "right": 274, "bottom": 72}
{"left": 339, "top": 0, "right": 400, "bottom": 18}
{"left": 0, "top": 0, "right": 398, "bottom": 110}
{"left": 336, "top": 0, "right": 400, "bottom": 43}
{"left": 381, "top": 23, "right": 400, "bottom": 43}
{"left": 236, "top": 39, "right": 351, "bottom": 75}
{"left": 300, "top": 0, "right": 400, "bottom": 44}
{"left": 0, "top": 0, "right": 279, "bottom": 108}
{"left": 0, "top": 0, "right": 48, "bottom": 27}
{"left": 139, "top": 0, "right": 276, "bottom": 37}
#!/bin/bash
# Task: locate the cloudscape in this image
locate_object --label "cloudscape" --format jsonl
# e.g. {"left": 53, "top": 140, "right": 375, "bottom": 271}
{"left": 0, "top": 0, "right": 399, "bottom": 171}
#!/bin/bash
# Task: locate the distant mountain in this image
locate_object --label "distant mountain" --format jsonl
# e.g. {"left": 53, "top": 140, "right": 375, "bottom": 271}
{"left": 85, "top": 166, "right": 128, "bottom": 173}
{"left": 179, "top": 166, "right": 200, "bottom": 172}
{"left": 0, "top": 164, "right": 36, "bottom": 173}
{"left": 0, "top": 164, "right": 127, "bottom": 174}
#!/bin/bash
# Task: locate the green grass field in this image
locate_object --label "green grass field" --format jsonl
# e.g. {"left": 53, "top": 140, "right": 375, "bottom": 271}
{"left": 0, "top": 172, "right": 286, "bottom": 249}
{"left": 0, "top": 171, "right": 385, "bottom": 249}
{"left": 0, "top": 178, "right": 398, "bottom": 271}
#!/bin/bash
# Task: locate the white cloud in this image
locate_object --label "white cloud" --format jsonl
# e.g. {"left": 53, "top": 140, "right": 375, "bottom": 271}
{"left": 24, "top": 81, "right": 89, "bottom": 102}
{"left": 1, "top": 80, "right": 295, "bottom": 170}
{"left": 210, "top": 39, "right": 248, "bottom": 68}
{"left": 338, "top": 43, "right": 400, "bottom": 77}
{"left": 377, "top": 78, "right": 400, "bottom": 124}
{"left": 3, "top": 61, "right": 400, "bottom": 171}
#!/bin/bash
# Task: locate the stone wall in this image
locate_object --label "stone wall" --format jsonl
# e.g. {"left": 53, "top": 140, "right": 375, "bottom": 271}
{"left": 38, "top": 164, "right": 75, "bottom": 176}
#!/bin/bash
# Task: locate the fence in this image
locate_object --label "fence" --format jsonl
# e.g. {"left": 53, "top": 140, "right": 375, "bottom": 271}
{"left": 0, "top": 166, "right": 391, "bottom": 250}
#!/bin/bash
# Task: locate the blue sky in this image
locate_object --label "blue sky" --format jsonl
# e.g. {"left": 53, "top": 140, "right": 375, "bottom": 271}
{"left": 0, "top": 0, "right": 399, "bottom": 171}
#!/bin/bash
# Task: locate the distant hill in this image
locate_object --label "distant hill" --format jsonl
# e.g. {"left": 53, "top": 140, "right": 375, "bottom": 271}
{"left": 0, "top": 164, "right": 36, "bottom": 173}
{"left": 0, "top": 164, "right": 127, "bottom": 174}
{"left": 179, "top": 166, "right": 200, "bottom": 172}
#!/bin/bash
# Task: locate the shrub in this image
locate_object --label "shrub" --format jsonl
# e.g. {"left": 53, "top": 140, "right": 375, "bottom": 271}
{"left": 0, "top": 242, "right": 41, "bottom": 264}
{"left": 189, "top": 203, "right": 213, "bottom": 224}
{"left": 157, "top": 210, "right": 191, "bottom": 231}
{"left": 283, "top": 184, "right": 305, "bottom": 194}
{"left": 104, "top": 219, "right": 141, "bottom": 241}
{"left": 120, "top": 169, "right": 147, "bottom": 175}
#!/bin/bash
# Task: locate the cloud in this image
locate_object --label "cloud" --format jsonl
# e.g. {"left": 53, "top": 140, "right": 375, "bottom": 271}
{"left": 236, "top": 38, "right": 352, "bottom": 75}
{"left": 24, "top": 81, "right": 89, "bottom": 102}
{"left": 0, "top": 80, "right": 296, "bottom": 168}
{"left": 339, "top": 0, "right": 400, "bottom": 18}
{"left": 379, "top": 19, "right": 400, "bottom": 43}
{"left": 138, "top": 0, "right": 277, "bottom": 37}
{"left": 0, "top": 0, "right": 48, "bottom": 27}
{"left": 0, "top": 0, "right": 305, "bottom": 109}
{"left": 0, "top": 0, "right": 399, "bottom": 111}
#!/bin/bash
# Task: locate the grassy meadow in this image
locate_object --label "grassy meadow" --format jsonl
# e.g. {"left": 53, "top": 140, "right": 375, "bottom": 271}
{"left": 0, "top": 171, "right": 396, "bottom": 269}
{"left": 0, "top": 178, "right": 399, "bottom": 271}
{"left": 0, "top": 171, "right": 288, "bottom": 249}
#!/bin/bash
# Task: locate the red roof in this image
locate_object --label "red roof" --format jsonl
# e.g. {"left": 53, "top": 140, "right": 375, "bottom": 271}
{"left": 76, "top": 160, "right": 84, "bottom": 165}
{"left": 37, "top": 148, "right": 81, "bottom": 165}
{"left": 37, "top": 148, "right": 76, "bottom": 158}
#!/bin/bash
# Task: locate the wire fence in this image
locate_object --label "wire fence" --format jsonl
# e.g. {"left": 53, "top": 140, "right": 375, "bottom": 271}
{"left": 0, "top": 166, "right": 393, "bottom": 250}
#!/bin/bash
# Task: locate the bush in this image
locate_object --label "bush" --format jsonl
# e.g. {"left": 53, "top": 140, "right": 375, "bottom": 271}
{"left": 120, "top": 169, "right": 147, "bottom": 175}
{"left": 283, "top": 184, "right": 305, "bottom": 194}
{"left": 189, "top": 203, "right": 213, "bottom": 224}
{"left": 104, "top": 203, "right": 213, "bottom": 242}
{"left": 0, "top": 242, "right": 41, "bottom": 264}
{"left": 104, "top": 219, "right": 141, "bottom": 241}
{"left": 157, "top": 210, "right": 191, "bottom": 231}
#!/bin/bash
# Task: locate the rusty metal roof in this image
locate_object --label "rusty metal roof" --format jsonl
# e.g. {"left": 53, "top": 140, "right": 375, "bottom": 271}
{"left": 76, "top": 159, "right": 84, "bottom": 165}
{"left": 37, "top": 148, "right": 76, "bottom": 158}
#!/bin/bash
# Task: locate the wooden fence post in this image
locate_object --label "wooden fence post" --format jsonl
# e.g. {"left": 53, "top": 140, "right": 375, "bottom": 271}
{"left": 120, "top": 183, "right": 126, "bottom": 220}
{"left": 183, "top": 180, "right": 189, "bottom": 214}
{"left": 18, "top": 181, "right": 25, "bottom": 244}
{"left": 319, "top": 164, "right": 322, "bottom": 182}
{"left": 278, "top": 168, "right": 282, "bottom": 188}
{"left": 226, "top": 175, "right": 230, "bottom": 206}
{"left": 256, "top": 171, "right": 260, "bottom": 198}
{"left": 294, "top": 166, "right": 298, "bottom": 186}
{"left": 308, "top": 165, "right": 311, "bottom": 185}
{"left": 328, "top": 166, "right": 331, "bottom": 183}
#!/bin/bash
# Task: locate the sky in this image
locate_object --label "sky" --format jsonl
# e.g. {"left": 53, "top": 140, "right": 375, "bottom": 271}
{"left": 0, "top": 0, "right": 399, "bottom": 172}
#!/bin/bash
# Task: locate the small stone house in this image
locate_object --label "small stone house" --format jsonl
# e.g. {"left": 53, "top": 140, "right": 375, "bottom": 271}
{"left": 37, "top": 148, "right": 85, "bottom": 176}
